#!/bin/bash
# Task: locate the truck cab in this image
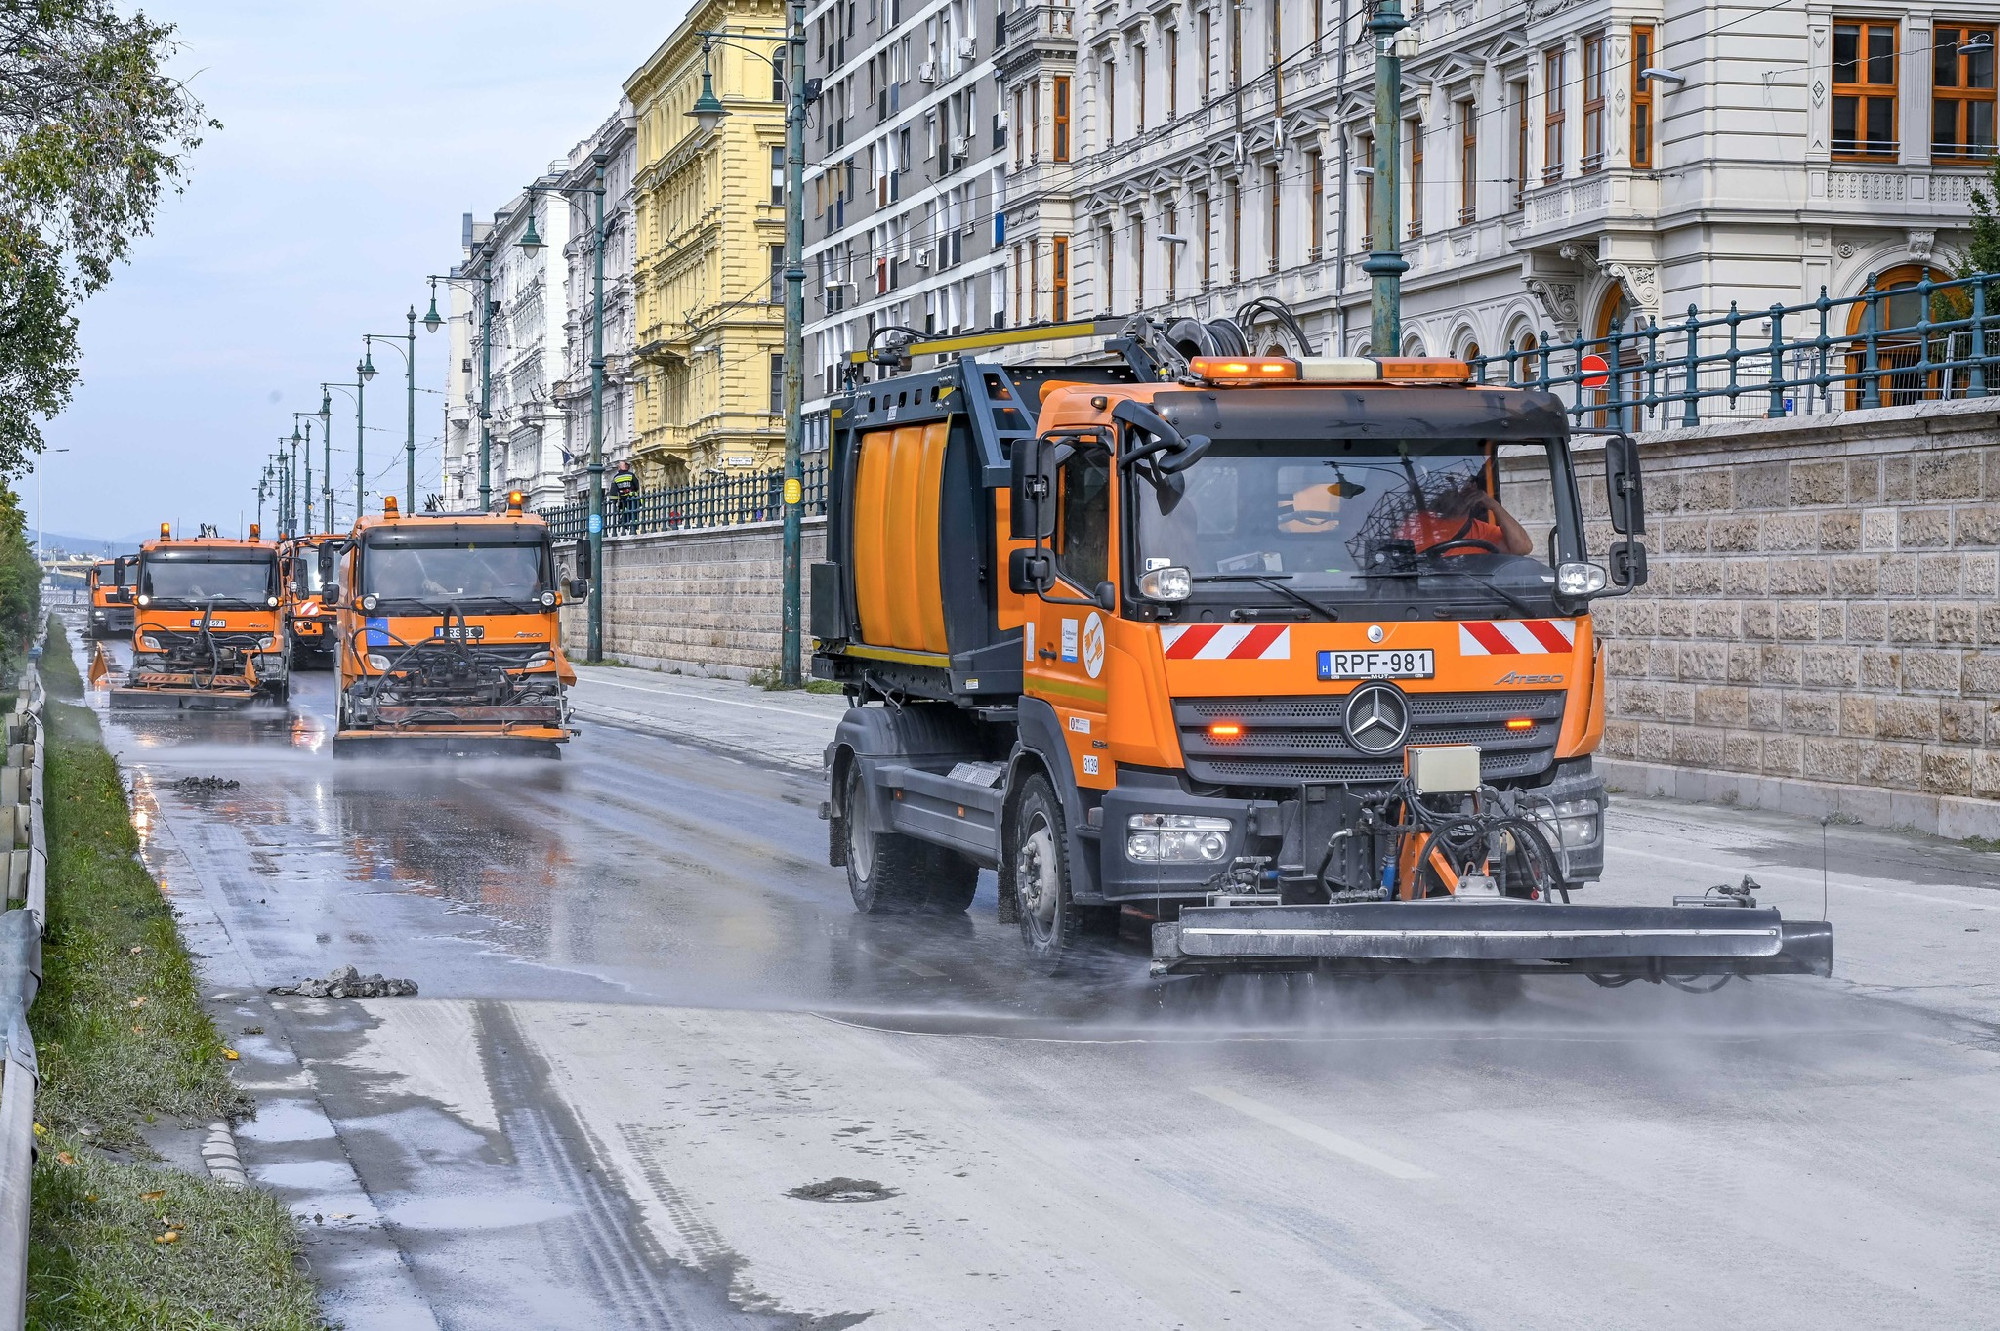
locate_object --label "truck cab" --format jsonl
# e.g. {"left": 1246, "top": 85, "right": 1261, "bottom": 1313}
{"left": 278, "top": 536, "right": 335, "bottom": 667}
{"left": 114, "top": 524, "right": 286, "bottom": 709}
{"left": 813, "top": 319, "right": 1830, "bottom": 982}
{"left": 86, "top": 556, "right": 136, "bottom": 639}
{"left": 322, "top": 494, "right": 580, "bottom": 755}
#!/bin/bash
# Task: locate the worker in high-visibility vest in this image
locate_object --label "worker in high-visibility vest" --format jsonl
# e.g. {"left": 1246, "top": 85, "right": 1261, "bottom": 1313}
{"left": 609, "top": 463, "right": 640, "bottom": 531}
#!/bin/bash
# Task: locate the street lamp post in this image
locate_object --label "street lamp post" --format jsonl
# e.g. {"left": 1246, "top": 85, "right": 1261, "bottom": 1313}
{"left": 353, "top": 357, "right": 368, "bottom": 517}
{"left": 425, "top": 265, "right": 497, "bottom": 513}
{"left": 293, "top": 415, "right": 316, "bottom": 535}
{"left": 279, "top": 437, "right": 297, "bottom": 537}
{"left": 1365, "top": 0, "right": 1410, "bottom": 353}
{"left": 686, "top": 18, "right": 812, "bottom": 684}
{"left": 365, "top": 309, "right": 419, "bottom": 515}
{"left": 319, "top": 389, "right": 334, "bottom": 532}
{"left": 515, "top": 163, "right": 610, "bottom": 662}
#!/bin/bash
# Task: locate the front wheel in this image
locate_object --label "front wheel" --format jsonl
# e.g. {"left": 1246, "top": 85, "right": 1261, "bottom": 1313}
{"left": 1007, "top": 773, "right": 1080, "bottom": 971}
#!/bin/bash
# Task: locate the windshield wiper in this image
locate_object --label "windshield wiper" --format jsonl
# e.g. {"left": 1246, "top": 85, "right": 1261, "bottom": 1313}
{"left": 1354, "top": 564, "right": 1538, "bottom": 617}
{"left": 1193, "top": 573, "right": 1342, "bottom": 620}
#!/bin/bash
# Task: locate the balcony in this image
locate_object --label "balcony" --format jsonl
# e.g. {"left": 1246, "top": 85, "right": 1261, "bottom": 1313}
{"left": 997, "top": 4, "right": 1076, "bottom": 70}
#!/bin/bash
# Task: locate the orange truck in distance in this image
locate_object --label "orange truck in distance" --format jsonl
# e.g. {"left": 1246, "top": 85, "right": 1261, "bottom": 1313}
{"left": 812, "top": 314, "right": 1832, "bottom": 984}
{"left": 86, "top": 555, "right": 137, "bottom": 638}
{"left": 278, "top": 536, "right": 335, "bottom": 667}
{"left": 319, "top": 494, "right": 581, "bottom": 756}
{"left": 113, "top": 524, "right": 288, "bottom": 709}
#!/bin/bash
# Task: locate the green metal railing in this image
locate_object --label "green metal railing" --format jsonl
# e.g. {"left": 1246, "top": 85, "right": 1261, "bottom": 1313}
{"left": 538, "top": 457, "right": 827, "bottom": 542}
{"left": 1469, "top": 271, "right": 2000, "bottom": 429}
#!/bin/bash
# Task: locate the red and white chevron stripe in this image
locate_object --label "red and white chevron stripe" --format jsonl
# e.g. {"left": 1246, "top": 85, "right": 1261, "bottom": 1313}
{"left": 1161, "top": 624, "right": 1293, "bottom": 661}
{"left": 1458, "top": 618, "right": 1577, "bottom": 655}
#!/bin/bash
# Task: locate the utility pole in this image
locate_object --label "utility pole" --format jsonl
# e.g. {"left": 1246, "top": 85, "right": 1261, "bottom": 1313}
{"left": 280, "top": 437, "right": 296, "bottom": 537}
{"left": 1365, "top": 0, "right": 1409, "bottom": 354}
{"left": 587, "top": 154, "right": 608, "bottom": 664}
{"left": 405, "top": 306, "right": 418, "bottom": 514}
{"left": 319, "top": 389, "right": 334, "bottom": 532}
{"left": 355, "top": 357, "right": 368, "bottom": 517}
{"left": 294, "top": 417, "right": 314, "bottom": 535}
{"left": 779, "top": 0, "right": 808, "bottom": 686}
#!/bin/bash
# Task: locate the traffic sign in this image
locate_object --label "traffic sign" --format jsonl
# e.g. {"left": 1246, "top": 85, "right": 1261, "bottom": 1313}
{"left": 1579, "top": 353, "right": 1610, "bottom": 389}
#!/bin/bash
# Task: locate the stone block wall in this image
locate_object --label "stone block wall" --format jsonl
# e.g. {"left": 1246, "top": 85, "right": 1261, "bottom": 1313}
{"left": 559, "top": 519, "right": 825, "bottom": 678}
{"left": 1589, "top": 398, "right": 2000, "bottom": 838}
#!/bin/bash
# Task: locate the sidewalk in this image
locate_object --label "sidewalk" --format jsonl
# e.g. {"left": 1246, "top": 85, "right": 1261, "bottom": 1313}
{"left": 569, "top": 666, "right": 2000, "bottom": 1026}
{"left": 569, "top": 663, "right": 845, "bottom": 772}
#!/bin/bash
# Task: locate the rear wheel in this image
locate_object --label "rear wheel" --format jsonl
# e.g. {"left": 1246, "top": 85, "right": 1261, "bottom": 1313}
{"left": 844, "top": 763, "right": 956, "bottom": 914}
{"left": 1009, "top": 773, "right": 1079, "bottom": 970}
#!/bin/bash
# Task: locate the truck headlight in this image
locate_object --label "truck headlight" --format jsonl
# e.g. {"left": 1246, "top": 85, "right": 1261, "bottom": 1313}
{"left": 1137, "top": 565, "right": 1192, "bottom": 601}
{"left": 259, "top": 637, "right": 281, "bottom": 652}
{"left": 1535, "top": 797, "right": 1600, "bottom": 847}
{"left": 360, "top": 594, "right": 379, "bottom": 611}
{"left": 539, "top": 591, "right": 557, "bottom": 607}
{"left": 526, "top": 652, "right": 553, "bottom": 668}
{"left": 136, "top": 594, "right": 150, "bottom": 607}
{"left": 366, "top": 653, "right": 391, "bottom": 670}
{"left": 138, "top": 635, "right": 161, "bottom": 650}
{"left": 1125, "top": 813, "right": 1231, "bottom": 862}
{"left": 1557, "top": 562, "right": 1607, "bottom": 595}
{"left": 266, "top": 595, "right": 280, "bottom": 608}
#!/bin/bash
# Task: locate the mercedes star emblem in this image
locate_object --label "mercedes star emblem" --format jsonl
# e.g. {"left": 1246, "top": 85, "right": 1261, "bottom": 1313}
{"left": 1344, "top": 681, "right": 1411, "bottom": 755}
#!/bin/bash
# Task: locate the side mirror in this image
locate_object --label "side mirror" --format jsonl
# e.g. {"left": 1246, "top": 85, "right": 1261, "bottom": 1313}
{"left": 573, "top": 539, "right": 593, "bottom": 580}
{"left": 1609, "top": 540, "right": 1649, "bottom": 589}
{"left": 323, "top": 584, "right": 343, "bottom": 607}
{"left": 1009, "top": 435, "right": 1046, "bottom": 541}
{"left": 566, "top": 577, "right": 590, "bottom": 599}
{"left": 1094, "top": 580, "right": 1117, "bottom": 611}
{"left": 317, "top": 545, "right": 338, "bottom": 583}
{"left": 1605, "top": 435, "right": 1646, "bottom": 536}
{"left": 1008, "top": 547, "right": 1054, "bottom": 594}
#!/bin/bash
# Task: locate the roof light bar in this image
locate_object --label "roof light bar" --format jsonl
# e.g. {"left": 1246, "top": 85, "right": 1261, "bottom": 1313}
{"left": 1186, "top": 355, "right": 1473, "bottom": 386}
{"left": 1187, "top": 356, "right": 1300, "bottom": 383}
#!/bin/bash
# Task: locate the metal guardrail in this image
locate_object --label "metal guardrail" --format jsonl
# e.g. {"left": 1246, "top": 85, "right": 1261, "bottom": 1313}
{"left": 0, "top": 651, "right": 45, "bottom": 1329}
{"left": 537, "top": 457, "right": 829, "bottom": 542}
{"left": 1469, "top": 270, "right": 2000, "bottom": 430}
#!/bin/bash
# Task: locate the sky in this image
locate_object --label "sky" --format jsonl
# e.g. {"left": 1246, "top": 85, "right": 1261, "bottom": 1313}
{"left": 31, "top": 0, "right": 681, "bottom": 547}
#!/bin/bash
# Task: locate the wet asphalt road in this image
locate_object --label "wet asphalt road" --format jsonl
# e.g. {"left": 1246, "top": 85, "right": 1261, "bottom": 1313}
{"left": 71, "top": 621, "right": 2000, "bottom": 1330}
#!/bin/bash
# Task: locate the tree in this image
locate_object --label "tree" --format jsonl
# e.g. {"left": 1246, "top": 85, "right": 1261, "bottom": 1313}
{"left": 0, "top": 1, "right": 214, "bottom": 476}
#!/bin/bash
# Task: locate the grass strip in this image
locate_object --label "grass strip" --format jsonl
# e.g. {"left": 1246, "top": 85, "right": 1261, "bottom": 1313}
{"left": 27, "top": 616, "right": 323, "bottom": 1330}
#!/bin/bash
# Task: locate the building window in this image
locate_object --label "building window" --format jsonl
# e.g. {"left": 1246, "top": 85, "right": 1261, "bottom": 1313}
{"left": 1052, "top": 234, "right": 1069, "bottom": 321}
{"left": 1198, "top": 191, "right": 1212, "bottom": 286}
{"left": 1164, "top": 204, "right": 1178, "bottom": 300}
{"left": 1014, "top": 88, "right": 1026, "bottom": 166}
{"left": 1408, "top": 119, "right": 1424, "bottom": 238}
{"left": 1261, "top": 165, "right": 1278, "bottom": 272}
{"left": 1199, "top": 10, "right": 1213, "bottom": 102}
{"left": 773, "top": 51, "right": 787, "bottom": 103}
{"left": 770, "top": 146, "right": 785, "bottom": 205}
{"left": 1136, "top": 47, "right": 1147, "bottom": 133}
{"left": 1229, "top": 178, "right": 1242, "bottom": 281}
{"left": 1133, "top": 214, "right": 1145, "bottom": 309}
{"left": 1029, "top": 240, "right": 1041, "bottom": 321}
{"left": 770, "top": 244, "right": 784, "bottom": 303}
{"left": 1361, "top": 133, "right": 1375, "bottom": 239}
{"left": 1581, "top": 33, "right": 1605, "bottom": 172}
{"left": 1308, "top": 151, "right": 1324, "bottom": 258}
{"left": 1833, "top": 20, "right": 1899, "bottom": 160}
{"left": 1102, "top": 224, "right": 1116, "bottom": 312}
{"left": 1631, "top": 26, "right": 1656, "bottom": 169}
{"left": 1934, "top": 26, "right": 1998, "bottom": 160}
{"left": 1167, "top": 29, "right": 1179, "bottom": 120}
{"left": 1104, "top": 59, "right": 1117, "bottom": 146}
{"left": 1053, "top": 77, "right": 1071, "bottom": 161}
{"left": 1458, "top": 101, "right": 1477, "bottom": 224}
{"left": 769, "top": 354, "right": 784, "bottom": 414}
{"left": 1543, "top": 48, "right": 1566, "bottom": 183}
{"left": 1513, "top": 85, "right": 1528, "bottom": 207}
{"left": 1230, "top": 0, "right": 1242, "bottom": 87}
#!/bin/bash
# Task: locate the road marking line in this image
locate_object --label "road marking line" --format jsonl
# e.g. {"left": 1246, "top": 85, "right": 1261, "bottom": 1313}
{"left": 1608, "top": 844, "right": 1999, "bottom": 913}
{"left": 580, "top": 675, "right": 838, "bottom": 720}
{"left": 1193, "top": 1085, "right": 1435, "bottom": 1180}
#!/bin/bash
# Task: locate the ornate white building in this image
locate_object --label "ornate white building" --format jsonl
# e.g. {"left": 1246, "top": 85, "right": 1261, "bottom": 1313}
{"left": 809, "top": 0, "right": 1992, "bottom": 392}
{"left": 441, "top": 164, "right": 574, "bottom": 513}
{"left": 554, "top": 106, "right": 640, "bottom": 501}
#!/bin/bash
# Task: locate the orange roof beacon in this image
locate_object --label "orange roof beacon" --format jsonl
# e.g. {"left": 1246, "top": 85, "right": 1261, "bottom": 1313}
{"left": 85, "top": 554, "right": 139, "bottom": 639}
{"left": 321, "top": 492, "right": 581, "bottom": 757}
{"left": 112, "top": 523, "right": 288, "bottom": 710}
{"left": 811, "top": 312, "right": 1832, "bottom": 984}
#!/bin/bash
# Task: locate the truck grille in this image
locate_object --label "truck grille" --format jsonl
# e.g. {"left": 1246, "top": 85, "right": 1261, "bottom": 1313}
{"left": 1175, "top": 691, "right": 1565, "bottom": 788}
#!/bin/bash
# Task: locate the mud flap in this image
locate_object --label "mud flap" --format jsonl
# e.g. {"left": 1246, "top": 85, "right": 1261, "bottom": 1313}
{"left": 1152, "top": 900, "right": 1834, "bottom": 978}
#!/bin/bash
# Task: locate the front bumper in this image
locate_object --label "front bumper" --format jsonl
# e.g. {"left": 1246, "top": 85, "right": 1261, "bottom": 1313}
{"left": 1152, "top": 899, "right": 1834, "bottom": 978}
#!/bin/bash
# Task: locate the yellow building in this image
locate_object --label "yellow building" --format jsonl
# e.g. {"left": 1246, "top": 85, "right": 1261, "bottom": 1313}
{"left": 626, "top": 0, "right": 788, "bottom": 485}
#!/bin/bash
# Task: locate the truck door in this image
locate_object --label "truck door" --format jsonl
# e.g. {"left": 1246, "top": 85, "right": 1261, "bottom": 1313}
{"left": 1025, "top": 448, "right": 1114, "bottom": 790}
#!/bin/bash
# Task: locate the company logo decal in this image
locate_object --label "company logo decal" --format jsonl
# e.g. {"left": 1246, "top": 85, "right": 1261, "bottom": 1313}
{"left": 1458, "top": 619, "right": 1576, "bottom": 656}
{"left": 1081, "top": 612, "right": 1106, "bottom": 679}
{"left": 1343, "top": 681, "right": 1411, "bottom": 755}
{"left": 1160, "top": 624, "right": 1292, "bottom": 661}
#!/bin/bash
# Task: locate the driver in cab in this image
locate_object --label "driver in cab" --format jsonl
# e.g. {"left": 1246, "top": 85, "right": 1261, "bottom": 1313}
{"left": 1400, "top": 474, "right": 1534, "bottom": 557}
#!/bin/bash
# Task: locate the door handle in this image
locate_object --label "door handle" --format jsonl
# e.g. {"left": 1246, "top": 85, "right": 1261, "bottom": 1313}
{"left": 1038, "top": 647, "right": 1058, "bottom": 661}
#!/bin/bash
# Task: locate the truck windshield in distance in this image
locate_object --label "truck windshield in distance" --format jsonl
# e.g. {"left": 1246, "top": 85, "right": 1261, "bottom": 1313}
{"left": 1131, "top": 437, "right": 1564, "bottom": 605}
{"left": 360, "top": 540, "right": 547, "bottom": 607}
{"left": 140, "top": 554, "right": 277, "bottom": 605}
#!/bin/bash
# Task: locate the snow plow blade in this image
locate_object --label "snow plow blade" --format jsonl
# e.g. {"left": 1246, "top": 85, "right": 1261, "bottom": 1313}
{"left": 1152, "top": 900, "right": 1833, "bottom": 979}
{"left": 110, "top": 677, "right": 262, "bottom": 710}
{"left": 331, "top": 722, "right": 568, "bottom": 758}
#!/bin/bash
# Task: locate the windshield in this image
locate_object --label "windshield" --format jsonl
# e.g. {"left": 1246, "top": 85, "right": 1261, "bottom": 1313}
{"left": 293, "top": 551, "right": 324, "bottom": 596}
{"left": 140, "top": 555, "right": 277, "bottom": 605}
{"left": 361, "top": 541, "right": 547, "bottom": 606}
{"left": 1132, "top": 437, "right": 1564, "bottom": 602}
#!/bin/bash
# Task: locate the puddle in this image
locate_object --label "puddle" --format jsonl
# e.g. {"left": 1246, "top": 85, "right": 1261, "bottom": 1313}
{"left": 787, "top": 1177, "right": 898, "bottom": 1204}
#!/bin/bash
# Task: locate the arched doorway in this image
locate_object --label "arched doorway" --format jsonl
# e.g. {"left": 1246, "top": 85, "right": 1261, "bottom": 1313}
{"left": 1589, "top": 285, "right": 1644, "bottom": 429}
{"left": 1847, "top": 263, "right": 1952, "bottom": 407}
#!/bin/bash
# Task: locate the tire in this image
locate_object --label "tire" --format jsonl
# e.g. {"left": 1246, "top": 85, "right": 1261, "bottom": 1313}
{"left": 922, "top": 848, "right": 979, "bottom": 913}
{"left": 1007, "top": 773, "right": 1080, "bottom": 970}
{"left": 842, "top": 763, "right": 927, "bottom": 915}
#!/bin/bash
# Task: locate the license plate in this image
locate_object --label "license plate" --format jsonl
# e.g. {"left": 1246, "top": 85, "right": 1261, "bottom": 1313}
{"left": 1318, "top": 649, "right": 1435, "bottom": 680}
{"left": 433, "top": 624, "right": 485, "bottom": 640}
{"left": 193, "top": 618, "right": 226, "bottom": 629}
